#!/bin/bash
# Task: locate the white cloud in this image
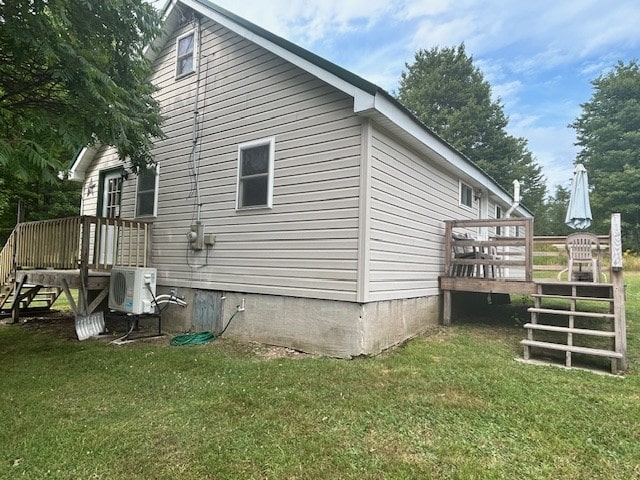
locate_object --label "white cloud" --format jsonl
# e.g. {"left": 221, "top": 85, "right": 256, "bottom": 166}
{"left": 507, "top": 116, "right": 578, "bottom": 190}
{"left": 409, "top": 17, "right": 475, "bottom": 52}
{"left": 395, "top": 0, "right": 453, "bottom": 19}
{"left": 492, "top": 80, "right": 523, "bottom": 108}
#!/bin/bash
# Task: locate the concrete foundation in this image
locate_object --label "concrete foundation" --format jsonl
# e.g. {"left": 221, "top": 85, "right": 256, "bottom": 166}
{"left": 158, "top": 286, "right": 441, "bottom": 358}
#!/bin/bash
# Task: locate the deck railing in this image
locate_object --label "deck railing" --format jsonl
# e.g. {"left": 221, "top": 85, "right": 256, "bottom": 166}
{"left": 444, "top": 217, "right": 616, "bottom": 284}
{"left": 444, "top": 218, "right": 534, "bottom": 282}
{"left": 0, "top": 229, "right": 17, "bottom": 286}
{"left": 14, "top": 216, "right": 152, "bottom": 272}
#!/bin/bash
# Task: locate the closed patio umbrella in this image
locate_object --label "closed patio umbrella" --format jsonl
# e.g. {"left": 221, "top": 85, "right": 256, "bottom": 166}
{"left": 565, "top": 163, "right": 592, "bottom": 230}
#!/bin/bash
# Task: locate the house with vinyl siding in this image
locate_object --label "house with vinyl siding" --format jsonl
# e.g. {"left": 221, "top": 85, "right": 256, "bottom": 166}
{"left": 69, "top": 0, "right": 530, "bottom": 357}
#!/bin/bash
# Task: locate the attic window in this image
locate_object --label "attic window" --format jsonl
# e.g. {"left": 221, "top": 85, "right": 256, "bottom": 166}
{"left": 175, "top": 30, "right": 196, "bottom": 78}
{"left": 236, "top": 138, "right": 275, "bottom": 210}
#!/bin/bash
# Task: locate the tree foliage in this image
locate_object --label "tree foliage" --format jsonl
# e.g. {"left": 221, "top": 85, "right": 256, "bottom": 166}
{"left": 0, "top": 170, "right": 82, "bottom": 245}
{"left": 0, "top": 0, "right": 164, "bottom": 181}
{"left": 572, "top": 60, "right": 640, "bottom": 249}
{"left": 535, "top": 185, "right": 572, "bottom": 236}
{"left": 396, "top": 44, "right": 546, "bottom": 217}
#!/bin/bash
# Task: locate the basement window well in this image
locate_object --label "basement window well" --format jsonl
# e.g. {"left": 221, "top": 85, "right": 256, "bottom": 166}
{"left": 236, "top": 138, "right": 275, "bottom": 210}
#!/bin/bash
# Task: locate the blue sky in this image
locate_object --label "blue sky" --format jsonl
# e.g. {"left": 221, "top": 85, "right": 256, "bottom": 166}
{"left": 155, "top": 1, "right": 640, "bottom": 193}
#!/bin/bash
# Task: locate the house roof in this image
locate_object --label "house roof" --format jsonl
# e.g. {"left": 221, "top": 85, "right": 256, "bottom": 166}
{"left": 70, "top": 0, "right": 531, "bottom": 216}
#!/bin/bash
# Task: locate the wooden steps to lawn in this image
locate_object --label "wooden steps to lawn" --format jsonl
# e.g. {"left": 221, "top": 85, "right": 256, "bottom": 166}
{"left": 522, "top": 281, "right": 625, "bottom": 374}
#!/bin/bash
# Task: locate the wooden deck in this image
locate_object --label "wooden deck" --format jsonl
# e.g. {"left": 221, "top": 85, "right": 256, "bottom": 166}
{"left": 1, "top": 216, "right": 152, "bottom": 321}
{"left": 440, "top": 215, "right": 627, "bottom": 373}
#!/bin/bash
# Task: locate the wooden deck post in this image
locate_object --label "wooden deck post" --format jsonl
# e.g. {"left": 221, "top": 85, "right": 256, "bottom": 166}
{"left": 610, "top": 213, "right": 627, "bottom": 373}
{"left": 11, "top": 274, "right": 27, "bottom": 323}
{"left": 442, "top": 221, "right": 453, "bottom": 325}
{"left": 443, "top": 290, "right": 452, "bottom": 326}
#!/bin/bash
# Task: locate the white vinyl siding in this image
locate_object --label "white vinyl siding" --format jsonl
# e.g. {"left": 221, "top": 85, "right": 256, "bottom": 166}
{"left": 367, "top": 124, "right": 478, "bottom": 301}
{"left": 143, "top": 19, "right": 363, "bottom": 301}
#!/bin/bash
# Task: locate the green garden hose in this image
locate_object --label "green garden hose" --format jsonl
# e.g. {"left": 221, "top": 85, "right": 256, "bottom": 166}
{"left": 170, "top": 310, "right": 240, "bottom": 346}
{"left": 170, "top": 331, "right": 215, "bottom": 346}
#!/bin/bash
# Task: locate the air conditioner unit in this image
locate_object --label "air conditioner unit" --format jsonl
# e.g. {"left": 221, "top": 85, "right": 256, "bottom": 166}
{"left": 108, "top": 267, "right": 157, "bottom": 314}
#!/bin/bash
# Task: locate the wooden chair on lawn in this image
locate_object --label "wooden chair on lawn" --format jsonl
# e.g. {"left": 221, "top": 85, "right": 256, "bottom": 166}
{"left": 561, "top": 232, "right": 605, "bottom": 283}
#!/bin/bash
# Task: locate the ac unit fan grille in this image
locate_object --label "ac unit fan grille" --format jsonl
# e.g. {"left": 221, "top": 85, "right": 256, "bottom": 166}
{"left": 111, "top": 271, "right": 127, "bottom": 305}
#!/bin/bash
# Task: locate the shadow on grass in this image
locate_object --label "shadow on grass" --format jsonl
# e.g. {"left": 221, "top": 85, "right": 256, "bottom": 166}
{"left": 449, "top": 292, "right": 532, "bottom": 330}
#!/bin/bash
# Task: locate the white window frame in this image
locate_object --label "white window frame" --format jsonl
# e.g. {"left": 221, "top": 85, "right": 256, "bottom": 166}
{"left": 459, "top": 181, "right": 473, "bottom": 210}
{"left": 135, "top": 164, "right": 159, "bottom": 218}
{"left": 175, "top": 29, "right": 197, "bottom": 79}
{"left": 236, "top": 137, "right": 275, "bottom": 211}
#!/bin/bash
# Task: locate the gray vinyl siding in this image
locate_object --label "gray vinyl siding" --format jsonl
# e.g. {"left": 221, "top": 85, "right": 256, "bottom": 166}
{"left": 81, "top": 146, "right": 121, "bottom": 217}
{"left": 367, "top": 124, "right": 478, "bottom": 301}
{"left": 125, "top": 18, "right": 363, "bottom": 301}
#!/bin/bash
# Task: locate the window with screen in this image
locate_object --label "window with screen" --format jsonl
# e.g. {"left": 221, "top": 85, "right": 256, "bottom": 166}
{"left": 236, "top": 138, "right": 275, "bottom": 210}
{"left": 176, "top": 30, "right": 196, "bottom": 78}
{"left": 136, "top": 165, "right": 159, "bottom": 217}
{"left": 460, "top": 181, "right": 473, "bottom": 209}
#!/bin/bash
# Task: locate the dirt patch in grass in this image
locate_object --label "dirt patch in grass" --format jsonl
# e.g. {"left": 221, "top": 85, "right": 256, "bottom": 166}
{"left": 5, "top": 310, "right": 312, "bottom": 360}
{"left": 12, "top": 311, "right": 79, "bottom": 340}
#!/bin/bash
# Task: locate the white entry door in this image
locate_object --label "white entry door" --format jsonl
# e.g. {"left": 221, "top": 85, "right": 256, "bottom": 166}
{"left": 99, "top": 171, "right": 122, "bottom": 266}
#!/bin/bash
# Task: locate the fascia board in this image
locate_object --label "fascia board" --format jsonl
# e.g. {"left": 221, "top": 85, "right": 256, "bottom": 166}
{"left": 68, "top": 146, "right": 98, "bottom": 182}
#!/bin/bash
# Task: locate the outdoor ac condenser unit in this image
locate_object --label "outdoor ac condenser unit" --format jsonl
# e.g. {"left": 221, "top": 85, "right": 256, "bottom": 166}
{"left": 108, "top": 267, "right": 157, "bottom": 315}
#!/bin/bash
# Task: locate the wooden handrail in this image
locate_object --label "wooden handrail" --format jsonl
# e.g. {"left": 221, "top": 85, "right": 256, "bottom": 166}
{"left": 0, "top": 229, "right": 17, "bottom": 287}
{"left": 13, "top": 216, "right": 152, "bottom": 272}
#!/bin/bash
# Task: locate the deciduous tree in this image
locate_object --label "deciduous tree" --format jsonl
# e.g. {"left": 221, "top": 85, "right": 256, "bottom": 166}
{"left": 397, "top": 44, "right": 546, "bottom": 217}
{"left": 572, "top": 60, "right": 640, "bottom": 249}
{"left": 0, "top": 0, "right": 164, "bottom": 181}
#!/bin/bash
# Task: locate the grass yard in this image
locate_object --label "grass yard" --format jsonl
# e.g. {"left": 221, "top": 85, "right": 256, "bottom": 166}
{"left": 1, "top": 277, "right": 640, "bottom": 479}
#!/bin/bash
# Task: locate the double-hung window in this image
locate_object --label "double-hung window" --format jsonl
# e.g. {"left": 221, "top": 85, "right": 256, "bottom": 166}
{"left": 176, "top": 30, "right": 196, "bottom": 78}
{"left": 236, "top": 138, "right": 275, "bottom": 210}
{"left": 460, "top": 181, "right": 473, "bottom": 209}
{"left": 136, "top": 164, "right": 159, "bottom": 218}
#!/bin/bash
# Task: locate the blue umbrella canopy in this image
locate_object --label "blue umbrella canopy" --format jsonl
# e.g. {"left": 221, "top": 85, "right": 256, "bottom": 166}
{"left": 565, "top": 163, "right": 592, "bottom": 230}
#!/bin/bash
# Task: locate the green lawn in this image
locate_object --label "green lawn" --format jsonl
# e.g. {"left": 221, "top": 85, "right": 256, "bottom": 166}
{"left": 1, "top": 277, "right": 640, "bottom": 479}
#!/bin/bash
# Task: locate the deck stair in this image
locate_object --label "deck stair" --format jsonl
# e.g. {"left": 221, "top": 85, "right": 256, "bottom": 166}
{"left": 1, "top": 228, "right": 63, "bottom": 317}
{"left": 1, "top": 284, "right": 63, "bottom": 315}
{"left": 522, "top": 281, "right": 624, "bottom": 374}
{"left": 0, "top": 230, "right": 16, "bottom": 315}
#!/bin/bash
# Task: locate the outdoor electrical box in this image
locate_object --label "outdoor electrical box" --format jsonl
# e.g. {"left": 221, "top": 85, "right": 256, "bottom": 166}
{"left": 188, "top": 223, "right": 205, "bottom": 250}
{"left": 203, "top": 233, "right": 216, "bottom": 246}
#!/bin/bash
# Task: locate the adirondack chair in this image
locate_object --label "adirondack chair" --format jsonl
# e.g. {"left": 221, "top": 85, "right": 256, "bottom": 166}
{"left": 451, "top": 233, "right": 477, "bottom": 277}
{"left": 560, "top": 232, "right": 604, "bottom": 282}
